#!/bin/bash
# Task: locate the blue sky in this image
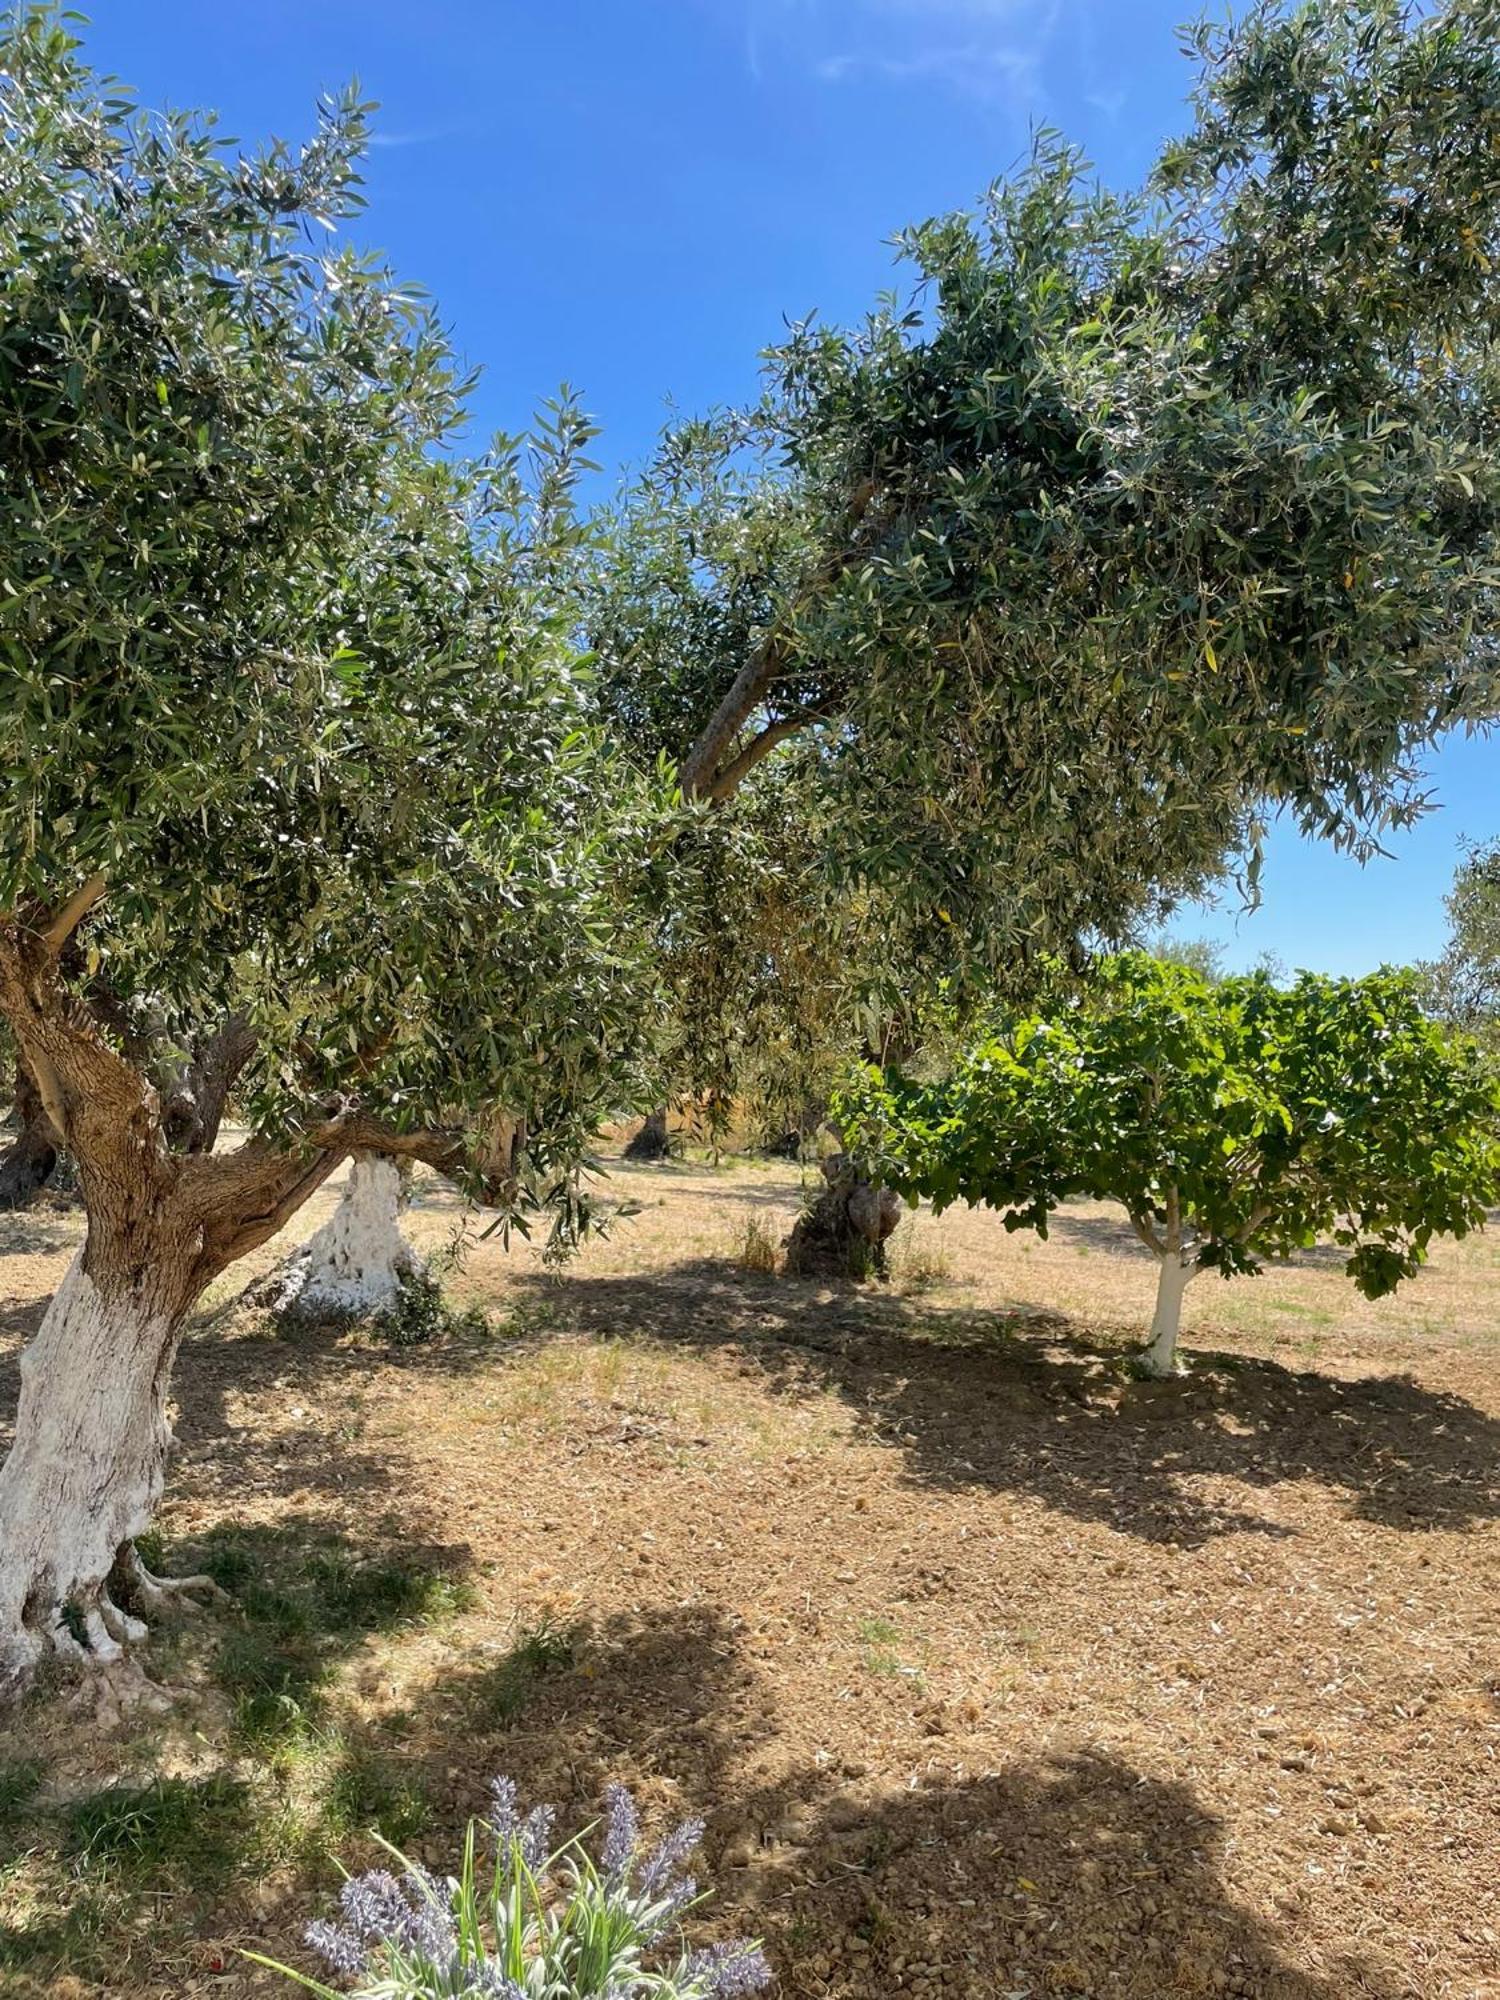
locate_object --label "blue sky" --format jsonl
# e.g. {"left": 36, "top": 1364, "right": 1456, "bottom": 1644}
{"left": 83, "top": 0, "right": 1497, "bottom": 976}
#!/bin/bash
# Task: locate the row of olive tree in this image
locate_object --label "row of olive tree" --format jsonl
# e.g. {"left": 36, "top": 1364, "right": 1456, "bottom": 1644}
{"left": 4, "top": 0, "right": 1500, "bottom": 1693}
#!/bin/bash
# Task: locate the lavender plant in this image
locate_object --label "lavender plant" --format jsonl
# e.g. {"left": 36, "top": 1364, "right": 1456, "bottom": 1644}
{"left": 250, "top": 1776, "right": 772, "bottom": 1999}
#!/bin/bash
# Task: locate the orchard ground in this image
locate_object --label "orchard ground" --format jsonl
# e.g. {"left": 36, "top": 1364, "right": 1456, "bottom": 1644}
{"left": 1, "top": 1145, "right": 1497, "bottom": 2000}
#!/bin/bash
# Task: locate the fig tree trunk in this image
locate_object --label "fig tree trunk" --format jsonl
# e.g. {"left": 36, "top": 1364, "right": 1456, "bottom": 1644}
{"left": 1141, "top": 1253, "right": 1196, "bottom": 1377}
{"left": 0, "top": 1059, "right": 61, "bottom": 1210}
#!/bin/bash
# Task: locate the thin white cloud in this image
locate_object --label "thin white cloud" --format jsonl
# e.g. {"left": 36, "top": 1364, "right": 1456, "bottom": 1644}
{"left": 367, "top": 123, "right": 465, "bottom": 150}
{"left": 816, "top": 40, "right": 1047, "bottom": 108}
{"left": 742, "top": 0, "right": 1067, "bottom": 110}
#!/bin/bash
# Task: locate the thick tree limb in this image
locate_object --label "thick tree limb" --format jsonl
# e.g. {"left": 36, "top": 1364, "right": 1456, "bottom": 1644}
{"left": 161, "top": 1013, "right": 258, "bottom": 1155}
{"left": 0, "top": 931, "right": 162, "bottom": 1169}
{"left": 704, "top": 711, "right": 825, "bottom": 802}
{"left": 39, "top": 874, "right": 108, "bottom": 956}
{"left": 678, "top": 633, "right": 788, "bottom": 801}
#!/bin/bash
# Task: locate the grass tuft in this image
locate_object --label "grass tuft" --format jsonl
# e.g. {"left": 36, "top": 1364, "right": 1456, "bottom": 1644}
{"left": 479, "top": 1617, "right": 579, "bottom": 1725}
{"left": 64, "top": 1774, "right": 252, "bottom": 1885}
{"left": 729, "top": 1212, "right": 780, "bottom": 1274}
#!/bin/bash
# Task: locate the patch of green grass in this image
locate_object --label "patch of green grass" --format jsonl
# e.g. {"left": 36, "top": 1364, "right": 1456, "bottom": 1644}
{"left": 857, "top": 1615, "right": 906, "bottom": 1676}
{"left": 322, "top": 1744, "right": 431, "bottom": 1844}
{"left": 476, "top": 1618, "right": 579, "bottom": 1726}
{"left": 0, "top": 1760, "right": 44, "bottom": 1837}
{"left": 216, "top": 1623, "right": 336, "bottom": 1756}
{"left": 303, "top": 1548, "right": 476, "bottom": 1631}
{"left": 0, "top": 1884, "right": 124, "bottom": 1982}
{"left": 190, "top": 1523, "right": 475, "bottom": 1758}
{"left": 64, "top": 1774, "right": 253, "bottom": 1886}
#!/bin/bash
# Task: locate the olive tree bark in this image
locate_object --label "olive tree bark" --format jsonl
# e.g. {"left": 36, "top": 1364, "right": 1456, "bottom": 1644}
{"left": 252, "top": 1152, "right": 422, "bottom": 1319}
{"left": 0, "top": 1057, "right": 61, "bottom": 1209}
{"left": 623, "top": 1105, "right": 672, "bottom": 1161}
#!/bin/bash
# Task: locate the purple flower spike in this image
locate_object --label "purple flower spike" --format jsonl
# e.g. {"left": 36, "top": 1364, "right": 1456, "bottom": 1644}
{"left": 304, "top": 1918, "right": 365, "bottom": 1978}
{"left": 600, "top": 1781, "right": 640, "bottom": 1879}
{"left": 517, "top": 1802, "right": 555, "bottom": 1870}
{"left": 639, "top": 1814, "right": 705, "bottom": 1892}
{"left": 338, "top": 1869, "right": 411, "bottom": 1943}
{"left": 687, "top": 1940, "right": 774, "bottom": 1996}
{"left": 488, "top": 1775, "right": 520, "bottom": 1841}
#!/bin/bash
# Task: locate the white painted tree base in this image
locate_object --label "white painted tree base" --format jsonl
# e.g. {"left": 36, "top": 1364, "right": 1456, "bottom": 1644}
{"left": 1138, "top": 1252, "right": 1195, "bottom": 1377}
{"left": 255, "top": 1153, "right": 422, "bottom": 1320}
{"left": 0, "top": 1256, "right": 180, "bottom": 1691}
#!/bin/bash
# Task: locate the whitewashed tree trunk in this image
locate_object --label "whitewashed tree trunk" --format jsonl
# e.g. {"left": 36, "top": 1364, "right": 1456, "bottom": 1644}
{"left": 1141, "top": 1251, "right": 1196, "bottom": 1377}
{"left": 0, "top": 1254, "right": 184, "bottom": 1689}
{"left": 259, "top": 1152, "right": 421, "bottom": 1319}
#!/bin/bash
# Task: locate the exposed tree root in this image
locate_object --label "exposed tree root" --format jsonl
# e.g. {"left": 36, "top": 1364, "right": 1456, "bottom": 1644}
{"left": 119, "top": 1541, "right": 227, "bottom": 1614}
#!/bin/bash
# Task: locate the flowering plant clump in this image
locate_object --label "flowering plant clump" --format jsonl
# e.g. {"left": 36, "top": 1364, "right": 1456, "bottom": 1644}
{"left": 250, "top": 1776, "right": 772, "bottom": 1998}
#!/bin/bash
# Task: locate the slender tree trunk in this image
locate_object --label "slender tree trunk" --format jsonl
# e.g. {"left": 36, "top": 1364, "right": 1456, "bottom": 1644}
{"left": 623, "top": 1105, "right": 671, "bottom": 1161}
{"left": 0, "top": 1059, "right": 61, "bottom": 1210}
{"left": 1141, "top": 1252, "right": 1195, "bottom": 1377}
{"left": 253, "top": 1152, "right": 421, "bottom": 1319}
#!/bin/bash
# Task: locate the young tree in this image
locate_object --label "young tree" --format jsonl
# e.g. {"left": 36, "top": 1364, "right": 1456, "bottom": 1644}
{"left": 0, "top": 16, "right": 663, "bottom": 1692}
{"left": 838, "top": 956, "right": 1500, "bottom": 1375}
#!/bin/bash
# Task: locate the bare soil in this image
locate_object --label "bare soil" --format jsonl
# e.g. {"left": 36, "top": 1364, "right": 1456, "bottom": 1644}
{"left": 1, "top": 1155, "right": 1497, "bottom": 2000}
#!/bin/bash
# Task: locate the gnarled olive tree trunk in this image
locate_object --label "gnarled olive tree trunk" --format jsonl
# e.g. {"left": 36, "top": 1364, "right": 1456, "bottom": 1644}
{"left": 623, "top": 1104, "right": 672, "bottom": 1161}
{"left": 784, "top": 1152, "right": 901, "bottom": 1278}
{"left": 252, "top": 1152, "right": 422, "bottom": 1320}
{"left": 0, "top": 923, "right": 352, "bottom": 1696}
{"left": 0, "top": 1057, "right": 61, "bottom": 1209}
{"left": 0, "top": 1208, "right": 202, "bottom": 1683}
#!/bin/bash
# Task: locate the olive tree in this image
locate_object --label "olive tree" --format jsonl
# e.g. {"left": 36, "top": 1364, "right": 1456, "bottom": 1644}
{"left": 592, "top": 0, "right": 1500, "bottom": 1129}
{"left": 837, "top": 957, "right": 1500, "bottom": 1374}
{"left": 0, "top": 15, "right": 663, "bottom": 1692}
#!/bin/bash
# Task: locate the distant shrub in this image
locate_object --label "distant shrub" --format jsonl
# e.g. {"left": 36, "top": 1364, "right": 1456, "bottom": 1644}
{"left": 254, "top": 1775, "right": 772, "bottom": 1998}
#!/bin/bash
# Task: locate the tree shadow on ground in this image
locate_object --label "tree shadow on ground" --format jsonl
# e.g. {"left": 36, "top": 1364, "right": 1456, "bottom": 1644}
{"left": 501, "top": 1260, "right": 1500, "bottom": 1548}
{"left": 306, "top": 1619, "right": 1403, "bottom": 2000}
{"left": 737, "top": 1749, "right": 1402, "bottom": 2000}
{"left": 0, "top": 1508, "right": 479, "bottom": 1993}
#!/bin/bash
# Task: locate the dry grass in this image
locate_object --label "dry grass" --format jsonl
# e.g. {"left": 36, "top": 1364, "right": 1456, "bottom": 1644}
{"left": 1, "top": 1155, "right": 1498, "bottom": 1999}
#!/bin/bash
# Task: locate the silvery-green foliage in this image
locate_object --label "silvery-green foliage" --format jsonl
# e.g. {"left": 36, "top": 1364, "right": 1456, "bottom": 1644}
{"left": 0, "top": 8, "right": 669, "bottom": 1227}
{"left": 251, "top": 1777, "right": 771, "bottom": 1999}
